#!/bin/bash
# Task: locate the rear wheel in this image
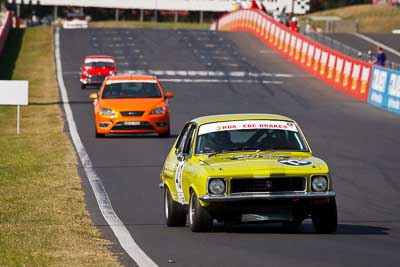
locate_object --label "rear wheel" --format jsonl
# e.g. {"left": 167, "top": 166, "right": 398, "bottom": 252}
{"left": 312, "top": 198, "right": 338, "bottom": 234}
{"left": 189, "top": 191, "right": 213, "bottom": 232}
{"left": 164, "top": 187, "right": 186, "bottom": 227}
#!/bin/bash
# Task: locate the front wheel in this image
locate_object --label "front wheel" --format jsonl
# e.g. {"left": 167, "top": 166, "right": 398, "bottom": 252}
{"left": 164, "top": 187, "right": 186, "bottom": 227}
{"left": 189, "top": 191, "right": 213, "bottom": 232}
{"left": 95, "top": 127, "right": 105, "bottom": 138}
{"left": 312, "top": 198, "right": 338, "bottom": 234}
{"left": 81, "top": 83, "right": 86, "bottom": 89}
{"left": 158, "top": 128, "right": 171, "bottom": 138}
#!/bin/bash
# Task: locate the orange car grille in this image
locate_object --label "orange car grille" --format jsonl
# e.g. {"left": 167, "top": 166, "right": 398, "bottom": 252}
{"left": 120, "top": 111, "right": 144, "bottom": 117}
{"left": 111, "top": 122, "right": 153, "bottom": 131}
{"left": 230, "top": 177, "right": 306, "bottom": 193}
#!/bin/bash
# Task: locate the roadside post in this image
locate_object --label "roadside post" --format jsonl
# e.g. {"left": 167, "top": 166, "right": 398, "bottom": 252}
{"left": 0, "top": 80, "right": 29, "bottom": 134}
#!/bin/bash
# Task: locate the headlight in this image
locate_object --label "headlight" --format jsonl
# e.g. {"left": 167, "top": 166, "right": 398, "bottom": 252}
{"left": 84, "top": 71, "right": 91, "bottom": 77}
{"left": 311, "top": 176, "right": 328, "bottom": 192}
{"left": 100, "top": 108, "right": 115, "bottom": 116}
{"left": 208, "top": 179, "right": 226, "bottom": 195}
{"left": 109, "top": 71, "right": 115, "bottom": 76}
{"left": 150, "top": 107, "right": 165, "bottom": 115}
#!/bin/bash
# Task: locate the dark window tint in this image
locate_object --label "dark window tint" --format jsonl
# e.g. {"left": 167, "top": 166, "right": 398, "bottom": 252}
{"left": 176, "top": 124, "right": 192, "bottom": 153}
{"left": 85, "top": 62, "right": 115, "bottom": 68}
{"left": 183, "top": 125, "right": 196, "bottom": 155}
{"left": 195, "top": 129, "right": 308, "bottom": 154}
{"left": 102, "top": 82, "right": 162, "bottom": 99}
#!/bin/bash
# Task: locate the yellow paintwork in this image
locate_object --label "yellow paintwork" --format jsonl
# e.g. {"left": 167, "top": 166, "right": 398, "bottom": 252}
{"left": 161, "top": 114, "right": 331, "bottom": 206}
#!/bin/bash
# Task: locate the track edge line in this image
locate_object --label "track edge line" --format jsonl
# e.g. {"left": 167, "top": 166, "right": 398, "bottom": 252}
{"left": 54, "top": 27, "right": 158, "bottom": 267}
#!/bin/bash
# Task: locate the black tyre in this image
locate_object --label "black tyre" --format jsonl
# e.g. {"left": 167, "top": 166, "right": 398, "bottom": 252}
{"left": 312, "top": 198, "right": 338, "bottom": 234}
{"left": 158, "top": 128, "right": 171, "bottom": 138}
{"left": 164, "top": 187, "right": 186, "bottom": 227}
{"left": 95, "top": 129, "right": 105, "bottom": 138}
{"left": 81, "top": 83, "right": 86, "bottom": 89}
{"left": 189, "top": 191, "right": 213, "bottom": 232}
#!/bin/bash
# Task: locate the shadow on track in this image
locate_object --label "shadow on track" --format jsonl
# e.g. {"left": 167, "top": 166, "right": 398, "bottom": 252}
{"left": 212, "top": 222, "right": 390, "bottom": 235}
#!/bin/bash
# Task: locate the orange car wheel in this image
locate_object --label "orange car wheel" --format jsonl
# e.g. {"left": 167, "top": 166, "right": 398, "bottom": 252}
{"left": 158, "top": 127, "right": 171, "bottom": 138}
{"left": 95, "top": 125, "right": 105, "bottom": 138}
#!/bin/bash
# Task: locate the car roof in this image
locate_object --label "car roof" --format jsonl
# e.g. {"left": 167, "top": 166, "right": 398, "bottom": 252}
{"left": 106, "top": 75, "right": 157, "bottom": 81}
{"left": 191, "top": 114, "right": 296, "bottom": 126}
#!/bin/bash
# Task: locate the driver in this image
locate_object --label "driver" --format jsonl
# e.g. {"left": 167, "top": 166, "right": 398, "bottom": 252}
{"left": 205, "top": 131, "right": 233, "bottom": 152}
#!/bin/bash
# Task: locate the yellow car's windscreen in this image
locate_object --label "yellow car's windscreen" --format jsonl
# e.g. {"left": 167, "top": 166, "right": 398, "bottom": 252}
{"left": 195, "top": 120, "right": 308, "bottom": 154}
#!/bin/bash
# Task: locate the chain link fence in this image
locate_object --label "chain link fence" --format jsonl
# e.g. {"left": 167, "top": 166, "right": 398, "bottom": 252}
{"left": 303, "top": 32, "right": 400, "bottom": 71}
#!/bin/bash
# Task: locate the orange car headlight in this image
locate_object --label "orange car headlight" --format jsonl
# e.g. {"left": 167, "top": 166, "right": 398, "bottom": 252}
{"left": 150, "top": 107, "right": 165, "bottom": 115}
{"left": 100, "top": 108, "right": 116, "bottom": 116}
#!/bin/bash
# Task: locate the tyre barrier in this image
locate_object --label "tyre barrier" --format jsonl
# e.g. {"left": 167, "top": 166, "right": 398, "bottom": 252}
{"left": 0, "top": 10, "right": 12, "bottom": 57}
{"left": 211, "top": 9, "right": 373, "bottom": 103}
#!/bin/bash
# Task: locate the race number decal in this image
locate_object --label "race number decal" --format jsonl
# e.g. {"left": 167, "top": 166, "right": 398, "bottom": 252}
{"left": 278, "top": 159, "right": 312, "bottom": 166}
{"left": 175, "top": 161, "right": 186, "bottom": 204}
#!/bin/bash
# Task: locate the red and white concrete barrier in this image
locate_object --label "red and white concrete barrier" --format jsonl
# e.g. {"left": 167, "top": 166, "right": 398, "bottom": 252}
{"left": 211, "top": 9, "right": 372, "bottom": 102}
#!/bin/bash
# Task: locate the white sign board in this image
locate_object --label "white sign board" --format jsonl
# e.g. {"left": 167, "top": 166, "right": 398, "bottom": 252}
{"left": 0, "top": 80, "right": 29, "bottom": 105}
{"left": 0, "top": 80, "right": 29, "bottom": 135}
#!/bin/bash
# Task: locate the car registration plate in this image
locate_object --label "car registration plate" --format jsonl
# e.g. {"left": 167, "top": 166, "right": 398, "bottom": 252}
{"left": 124, "top": 121, "right": 140, "bottom": 126}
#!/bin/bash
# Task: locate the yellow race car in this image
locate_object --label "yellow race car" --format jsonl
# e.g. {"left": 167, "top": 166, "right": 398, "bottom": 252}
{"left": 160, "top": 114, "right": 337, "bottom": 233}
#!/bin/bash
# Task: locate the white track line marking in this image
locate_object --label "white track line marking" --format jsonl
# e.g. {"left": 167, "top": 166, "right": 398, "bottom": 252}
{"left": 353, "top": 33, "right": 400, "bottom": 57}
{"left": 55, "top": 28, "right": 157, "bottom": 267}
{"left": 158, "top": 78, "right": 284, "bottom": 84}
{"left": 121, "top": 70, "right": 308, "bottom": 78}
{"left": 62, "top": 69, "right": 311, "bottom": 79}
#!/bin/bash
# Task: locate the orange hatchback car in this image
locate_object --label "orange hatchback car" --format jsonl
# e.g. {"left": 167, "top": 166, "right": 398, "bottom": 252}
{"left": 90, "top": 75, "right": 173, "bottom": 138}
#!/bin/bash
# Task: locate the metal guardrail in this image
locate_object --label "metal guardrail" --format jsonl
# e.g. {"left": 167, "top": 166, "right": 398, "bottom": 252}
{"left": 303, "top": 32, "right": 400, "bottom": 71}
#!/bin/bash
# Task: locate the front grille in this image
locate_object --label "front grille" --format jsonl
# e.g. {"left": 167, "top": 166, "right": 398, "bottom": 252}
{"left": 230, "top": 177, "right": 306, "bottom": 193}
{"left": 120, "top": 111, "right": 144, "bottom": 117}
{"left": 111, "top": 122, "right": 153, "bottom": 131}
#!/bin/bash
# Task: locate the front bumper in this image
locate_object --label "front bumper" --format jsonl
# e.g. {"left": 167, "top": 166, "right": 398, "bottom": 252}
{"left": 80, "top": 75, "right": 107, "bottom": 85}
{"left": 199, "top": 191, "right": 336, "bottom": 202}
{"left": 200, "top": 192, "right": 336, "bottom": 222}
{"left": 96, "top": 114, "right": 170, "bottom": 134}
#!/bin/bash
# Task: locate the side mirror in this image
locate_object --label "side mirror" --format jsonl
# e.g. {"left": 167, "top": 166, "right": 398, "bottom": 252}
{"left": 165, "top": 92, "right": 174, "bottom": 98}
{"left": 175, "top": 149, "right": 186, "bottom": 161}
{"left": 176, "top": 152, "right": 186, "bottom": 162}
{"left": 89, "top": 93, "right": 98, "bottom": 100}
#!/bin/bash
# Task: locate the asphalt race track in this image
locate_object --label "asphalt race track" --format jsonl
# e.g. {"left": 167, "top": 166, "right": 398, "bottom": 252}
{"left": 59, "top": 28, "right": 400, "bottom": 267}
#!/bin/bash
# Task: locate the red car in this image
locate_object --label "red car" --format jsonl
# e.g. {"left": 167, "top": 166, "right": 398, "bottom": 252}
{"left": 80, "top": 55, "right": 117, "bottom": 89}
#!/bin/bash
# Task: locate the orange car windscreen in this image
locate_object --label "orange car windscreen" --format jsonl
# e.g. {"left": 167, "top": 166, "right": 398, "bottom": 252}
{"left": 102, "top": 82, "right": 162, "bottom": 99}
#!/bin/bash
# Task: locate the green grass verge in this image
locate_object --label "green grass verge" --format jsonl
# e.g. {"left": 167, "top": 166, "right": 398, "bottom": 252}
{"left": 0, "top": 27, "right": 120, "bottom": 266}
{"left": 300, "top": 4, "right": 400, "bottom": 32}
{"left": 90, "top": 20, "right": 211, "bottom": 30}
